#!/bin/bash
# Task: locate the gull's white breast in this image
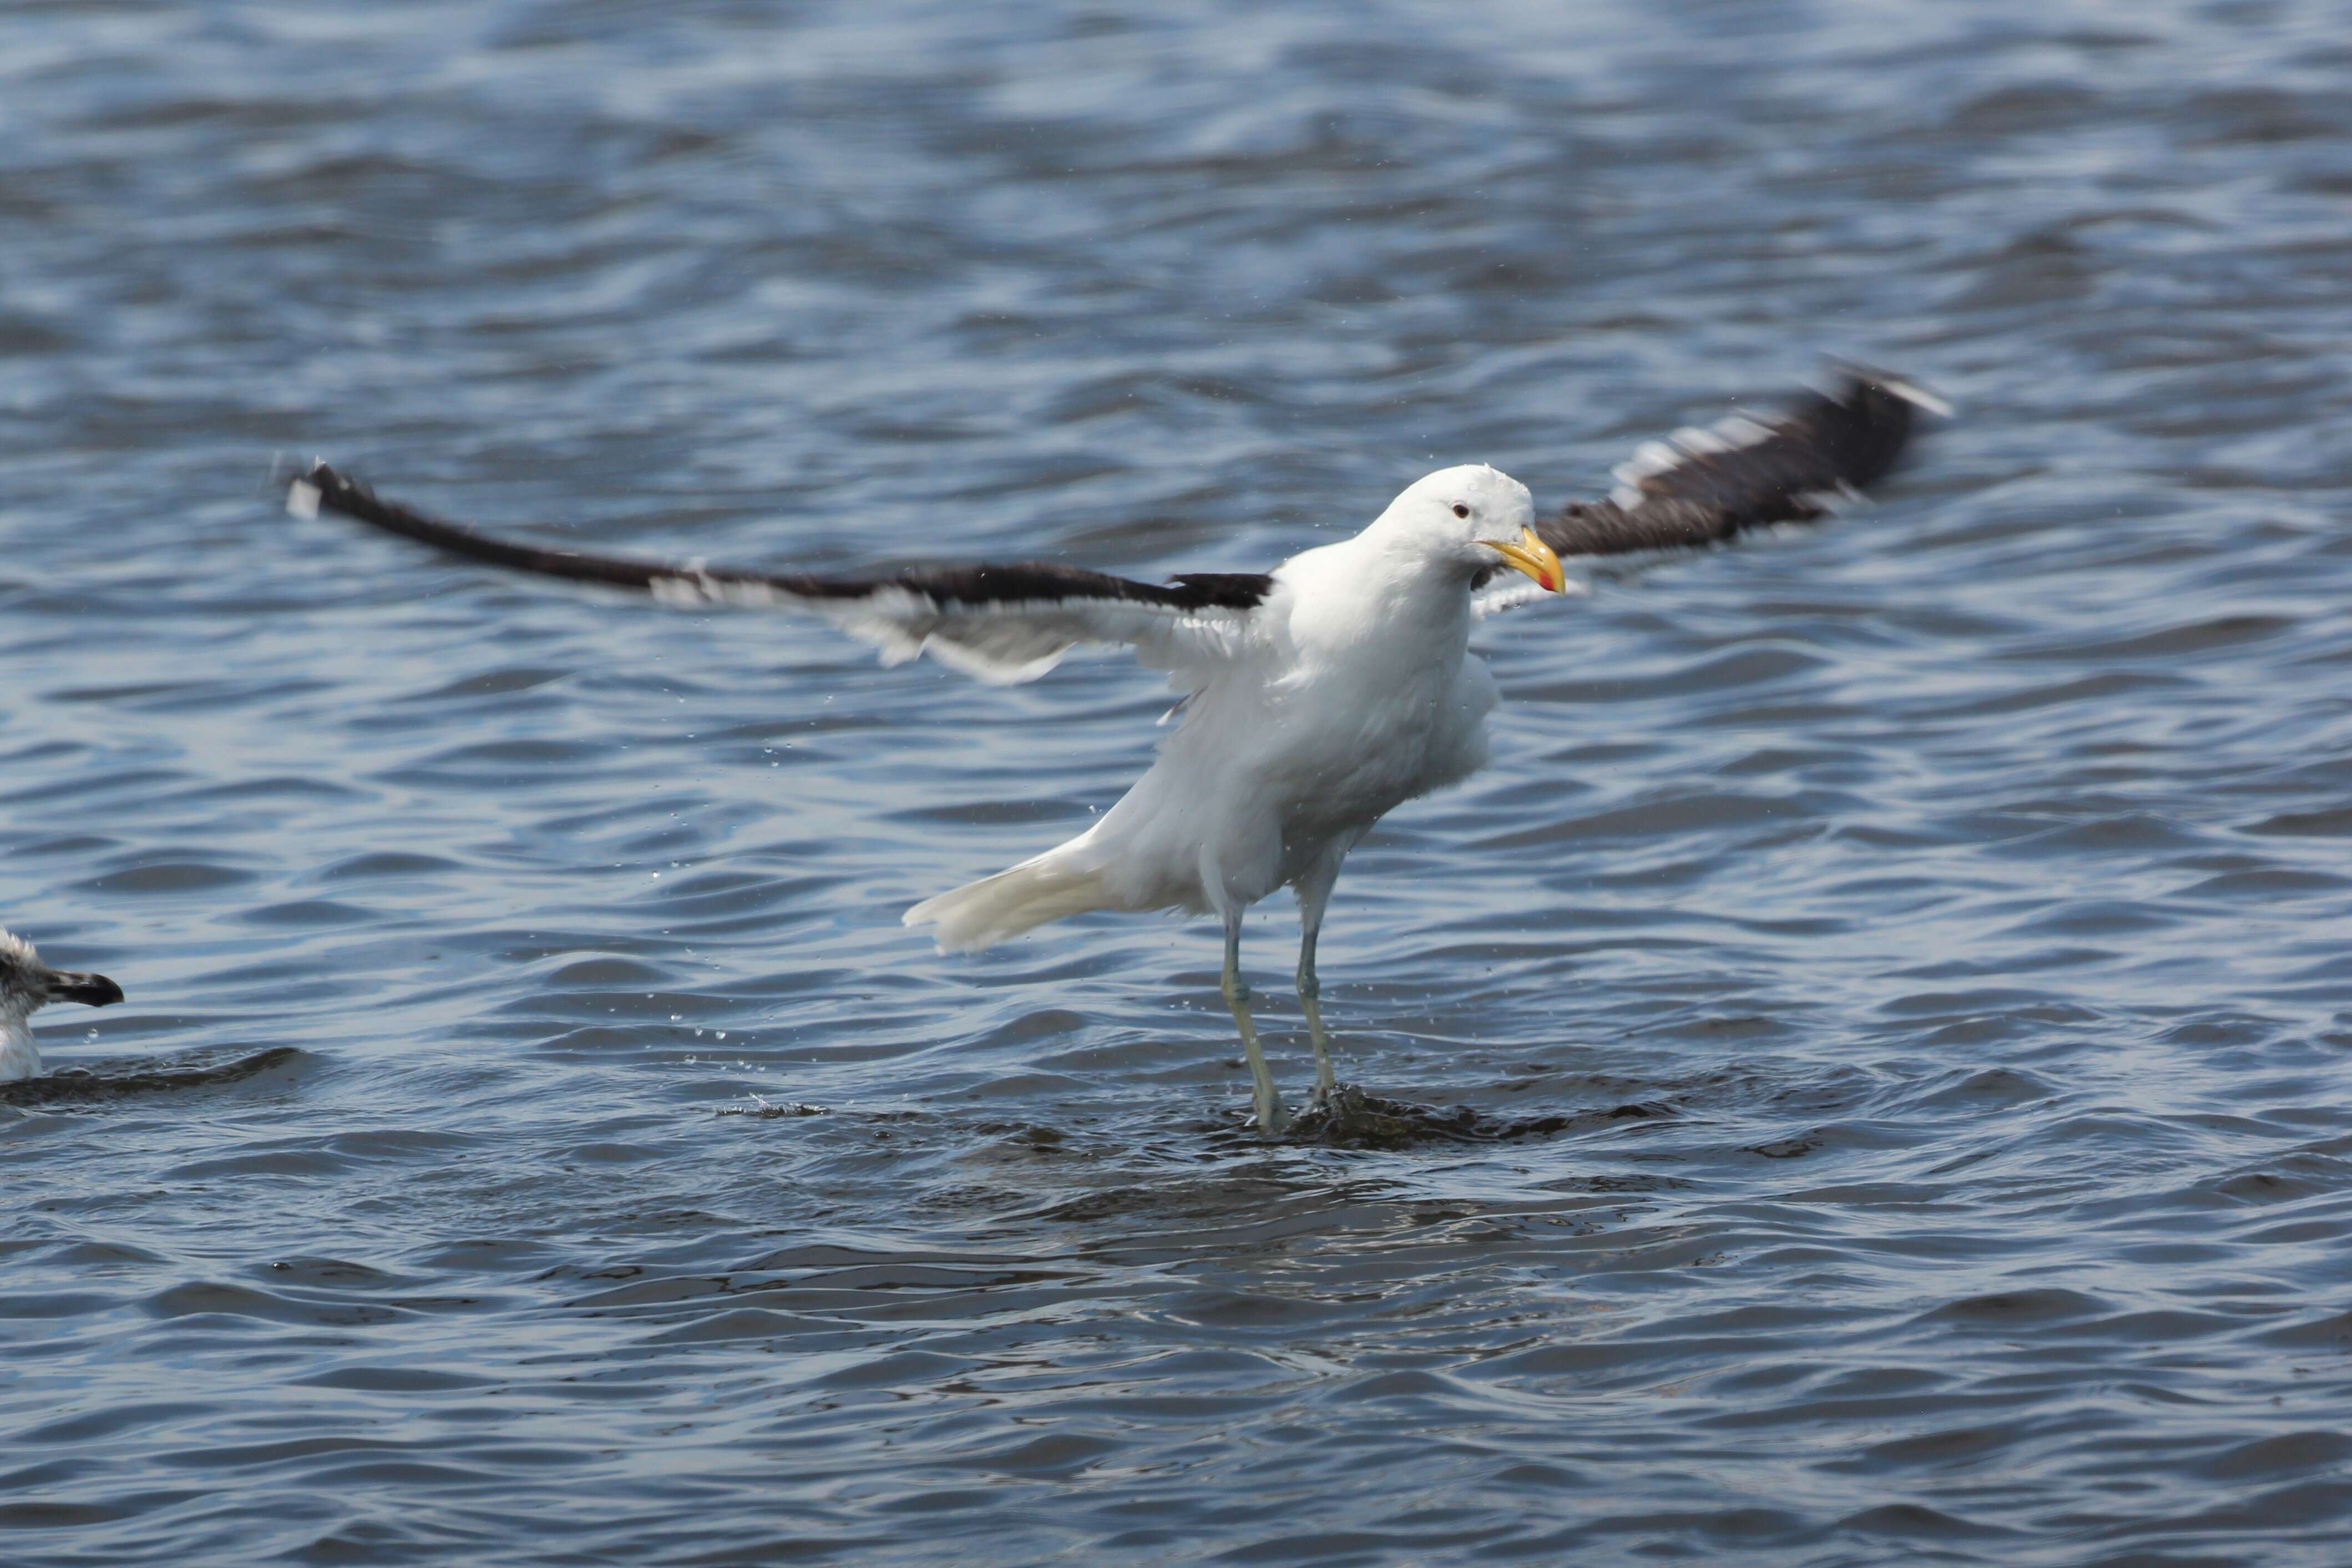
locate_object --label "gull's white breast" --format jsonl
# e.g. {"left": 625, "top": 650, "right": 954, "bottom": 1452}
{"left": 1081, "top": 533, "right": 1498, "bottom": 914}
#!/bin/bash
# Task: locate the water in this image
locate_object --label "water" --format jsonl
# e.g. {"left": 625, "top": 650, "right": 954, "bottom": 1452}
{"left": 7, "top": 1, "right": 2352, "bottom": 1561}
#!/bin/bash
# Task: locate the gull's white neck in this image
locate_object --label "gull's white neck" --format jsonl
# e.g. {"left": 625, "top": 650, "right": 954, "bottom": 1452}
{"left": 1351, "top": 527, "right": 1482, "bottom": 635}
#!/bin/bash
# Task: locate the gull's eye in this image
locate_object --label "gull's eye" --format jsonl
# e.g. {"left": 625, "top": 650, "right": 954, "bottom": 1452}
{"left": 1451, "top": 503, "right": 1469, "bottom": 519}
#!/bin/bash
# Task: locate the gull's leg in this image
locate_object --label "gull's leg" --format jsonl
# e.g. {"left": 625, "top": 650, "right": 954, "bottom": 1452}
{"left": 1294, "top": 852, "right": 1344, "bottom": 1108}
{"left": 1222, "top": 909, "right": 1286, "bottom": 1136}
{"left": 1299, "top": 921, "right": 1335, "bottom": 1104}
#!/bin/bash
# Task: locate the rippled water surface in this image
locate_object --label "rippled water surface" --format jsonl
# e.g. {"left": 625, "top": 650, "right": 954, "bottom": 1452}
{"left": 9, "top": 2, "right": 2352, "bottom": 1562}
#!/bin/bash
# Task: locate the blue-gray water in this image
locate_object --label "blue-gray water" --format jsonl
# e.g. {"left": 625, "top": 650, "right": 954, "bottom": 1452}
{"left": 7, "top": 2, "right": 2352, "bottom": 1562}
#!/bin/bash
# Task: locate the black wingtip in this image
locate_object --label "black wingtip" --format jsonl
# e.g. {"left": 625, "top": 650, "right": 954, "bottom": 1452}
{"left": 281, "top": 457, "right": 342, "bottom": 520}
{"left": 1798, "top": 368, "right": 1940, "bottom": 497}
{"left": 275, "top": 461, "right": 683, "bottom": 593}
{"left": 1807, "top": 365, "right": 1951, "bottom": 492}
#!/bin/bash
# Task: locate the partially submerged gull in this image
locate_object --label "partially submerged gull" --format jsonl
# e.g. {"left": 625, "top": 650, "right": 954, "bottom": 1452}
{"left": 286, "top": 370, "right": 1940, "bottom": 1134}
{"left": 1, "top": 929, "right": 125, "bottom": 1082}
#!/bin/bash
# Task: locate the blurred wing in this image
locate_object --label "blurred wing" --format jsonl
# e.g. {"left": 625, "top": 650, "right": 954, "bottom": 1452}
{"left": 285, "top": 463, "right": 1274, "bottom": 685}
{"left": 1477, "top": 370, "right": 1946, "bottom": 616}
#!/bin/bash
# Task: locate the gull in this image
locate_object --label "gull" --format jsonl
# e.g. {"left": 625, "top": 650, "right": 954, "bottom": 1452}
{"left": 1, "top": 929, "right": 126, "bottom": 1082}
{"left": 285, "top": 370, "right": 1939, "bottom": 1134}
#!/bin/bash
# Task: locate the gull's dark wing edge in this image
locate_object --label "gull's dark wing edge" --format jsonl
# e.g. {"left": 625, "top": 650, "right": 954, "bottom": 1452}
{"left": 1540, "top": 368, "right": 1945, "bottom": 560}
{"left": 282, "top": 462, "right": 1273, "bottom": 684}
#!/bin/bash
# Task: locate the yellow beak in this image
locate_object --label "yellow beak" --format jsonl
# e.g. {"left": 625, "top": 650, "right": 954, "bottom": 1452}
{"left": 1481, "top": 527, "right": 1565, "bottom": 594}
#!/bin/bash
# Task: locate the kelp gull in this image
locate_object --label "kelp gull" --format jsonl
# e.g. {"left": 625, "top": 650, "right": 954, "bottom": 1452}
{"left": 285, "top": 370, "right": 1940, "bottom": 1134}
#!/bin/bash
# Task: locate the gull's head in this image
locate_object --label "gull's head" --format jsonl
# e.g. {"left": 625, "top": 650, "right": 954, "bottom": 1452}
{"left": 1375, "top": 464, "right": 1561, "bottom": 593}
{"left": 0, "top": 928, "right": 125, "bottom": 1025}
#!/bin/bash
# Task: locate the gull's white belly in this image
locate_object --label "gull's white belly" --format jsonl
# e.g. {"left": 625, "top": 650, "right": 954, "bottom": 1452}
{"left": 1088, "top": 631, "right": 1498, "bottom": 914}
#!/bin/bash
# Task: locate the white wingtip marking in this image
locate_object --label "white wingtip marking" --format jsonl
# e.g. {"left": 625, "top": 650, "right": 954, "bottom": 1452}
{"left": 1793, "top": 481, "right": 1867, "bottom": 515}
{"left": 285, "top": 478, "right": 321, "bottom": 520}
{"left": 1880, "top": 378, "right": 1955, "bottom": 418}
{"left": 1612, "top": 409, "right": 1786, "bottom": 510}
{"left": 1629, "top": 441, "right": 1680, "bottom": 477}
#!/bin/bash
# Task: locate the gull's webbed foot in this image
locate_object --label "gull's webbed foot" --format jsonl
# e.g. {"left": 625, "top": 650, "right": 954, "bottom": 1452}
{"left": 1288, "top": 1083, "right": 1419, "bottom": 1145}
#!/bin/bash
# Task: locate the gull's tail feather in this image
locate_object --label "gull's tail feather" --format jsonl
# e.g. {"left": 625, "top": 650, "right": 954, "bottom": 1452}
{"left": 904, "top": 852, "right": 1116, "bottom": 952}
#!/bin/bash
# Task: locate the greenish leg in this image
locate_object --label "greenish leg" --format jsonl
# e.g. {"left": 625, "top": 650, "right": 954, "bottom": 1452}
{"left": 1222, "top": 910, "right": 1286, "bottom": 1137}
{"left": 1299, "top": 918, "right": 1336, "bottom": 1102}
{"left": 1295, "top": 853, "right": 1344, "bottom": 1109}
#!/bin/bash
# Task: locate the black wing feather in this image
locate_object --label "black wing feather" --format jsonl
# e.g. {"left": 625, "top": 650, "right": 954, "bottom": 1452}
{"left": 284, "top": 462, "right": 1272, "bottom": 614}
{"left": 1535, "top": 371, "right": 1935, "bottom": 560}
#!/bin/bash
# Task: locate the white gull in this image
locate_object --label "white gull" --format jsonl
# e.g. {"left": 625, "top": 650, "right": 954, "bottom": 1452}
{"left": 286, "top": 371, "right": 1937, "bottom": 1134}
{"left": 1, "top": 929, "right": 125, "bottom": 1083}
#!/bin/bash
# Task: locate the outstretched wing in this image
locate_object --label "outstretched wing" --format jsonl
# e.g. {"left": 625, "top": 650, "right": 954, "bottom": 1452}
{"left": 284, "top": 463, "right": 1275, "bottom": 685}
{"left": 1476, "top": 370, "right": 1946, "bottom": 615}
